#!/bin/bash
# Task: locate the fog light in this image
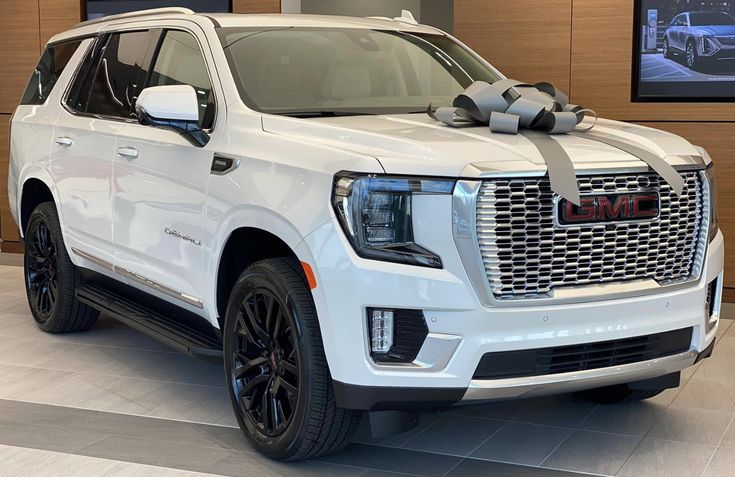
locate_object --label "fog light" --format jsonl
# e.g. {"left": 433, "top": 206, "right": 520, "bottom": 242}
{"left": 370, "top": 309, "right": 394, "bottom": 354}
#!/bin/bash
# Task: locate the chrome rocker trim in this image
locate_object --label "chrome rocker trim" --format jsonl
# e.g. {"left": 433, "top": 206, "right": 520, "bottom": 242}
{"left": 71, "top": 247, "right": 204, "bottom": 309}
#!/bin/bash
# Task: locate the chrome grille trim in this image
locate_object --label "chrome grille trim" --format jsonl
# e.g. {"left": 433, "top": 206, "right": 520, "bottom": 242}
{"left": 474, "top": 171, "right": 706, "bottom": 302}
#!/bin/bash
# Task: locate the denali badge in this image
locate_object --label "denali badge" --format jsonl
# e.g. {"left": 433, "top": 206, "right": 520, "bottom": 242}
{"left": 557, "top": 192, "right": 660, "bottom": 226}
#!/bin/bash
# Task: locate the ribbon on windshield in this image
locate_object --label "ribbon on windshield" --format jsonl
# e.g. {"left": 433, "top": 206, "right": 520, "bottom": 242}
{"left": 428, "top": 80, "right": 685, "bottom": 205}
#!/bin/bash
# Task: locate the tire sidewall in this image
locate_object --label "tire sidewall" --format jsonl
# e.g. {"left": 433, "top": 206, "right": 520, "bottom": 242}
{"left": 223, "top": 261, "right": 316, "bottom": 459}
{"left": 24, "top": 204, "right": 66, "bottom": 326}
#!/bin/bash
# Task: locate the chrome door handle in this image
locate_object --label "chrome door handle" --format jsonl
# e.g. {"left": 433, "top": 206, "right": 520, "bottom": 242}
{"left": 117, "top": 147, "right": 139, "bottom": 159}
{"left": 55, "top": 136, "right": 73, "bottom": 147}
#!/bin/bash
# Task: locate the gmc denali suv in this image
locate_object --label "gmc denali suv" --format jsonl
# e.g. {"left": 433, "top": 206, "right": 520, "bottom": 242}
{"left": 9, "top": 8, "right": 722, "bottom": 461}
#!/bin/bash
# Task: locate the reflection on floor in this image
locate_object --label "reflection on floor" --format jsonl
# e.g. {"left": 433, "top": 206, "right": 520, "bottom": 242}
{"left": 0, "top": 262, "right": 734, "bottom": 476}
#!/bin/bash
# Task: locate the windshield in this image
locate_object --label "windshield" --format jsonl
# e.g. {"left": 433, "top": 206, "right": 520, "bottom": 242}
{"left": 689, "top": 12, "right": 735, "bottom": 26}
{"left": 218, "top": 27, "right": 503, "bottom": 116}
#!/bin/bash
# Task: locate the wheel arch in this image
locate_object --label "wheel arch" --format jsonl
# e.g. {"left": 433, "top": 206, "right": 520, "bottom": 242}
{"left": 19, "top": 174, "right": 58, "bottom": 239}
{"left": 214, "top": 226, "right": 302, "bottom": 327}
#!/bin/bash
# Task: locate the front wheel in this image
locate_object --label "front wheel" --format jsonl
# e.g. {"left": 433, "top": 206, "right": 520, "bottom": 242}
{"left": 663, "top": 38, "right": 672, "bottom": 59}
{"left": 686, "top": 40, "right": 699, "bottom": 70}
{"left": 223, "top": 258, "right": 360, "bottom": 461}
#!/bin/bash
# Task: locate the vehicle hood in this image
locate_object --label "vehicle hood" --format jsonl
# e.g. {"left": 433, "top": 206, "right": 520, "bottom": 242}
{"left": 694, "top": 25, "right": 735, "bottom": 36}
{"left": 261, "top": 113, "right": 702, "bottom": 177}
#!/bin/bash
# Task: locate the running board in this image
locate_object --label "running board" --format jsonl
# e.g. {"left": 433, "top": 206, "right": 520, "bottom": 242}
{"left": 76, "top": 284, "right": 222, "bottom": 359}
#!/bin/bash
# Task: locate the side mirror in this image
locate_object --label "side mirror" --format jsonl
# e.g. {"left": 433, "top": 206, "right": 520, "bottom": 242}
{"left": 135, "top": 85, "right": 209, "bottom": 147}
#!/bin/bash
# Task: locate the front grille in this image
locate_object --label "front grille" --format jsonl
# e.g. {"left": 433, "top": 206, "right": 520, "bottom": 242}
{"left": 477, "top": 171, "right": 705, "bottom": 300}
{"left": 473, "top": 327, "right": 693, "bottom": 380}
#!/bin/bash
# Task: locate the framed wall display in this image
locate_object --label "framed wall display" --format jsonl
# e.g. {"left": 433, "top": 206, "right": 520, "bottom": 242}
{"left": 85, "top": 0, "right": 232, "bottom": 20}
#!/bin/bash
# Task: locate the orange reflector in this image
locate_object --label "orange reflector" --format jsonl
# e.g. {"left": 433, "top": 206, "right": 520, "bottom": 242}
{"left": 301, "top": 261, "right": 317, "bottom": 290}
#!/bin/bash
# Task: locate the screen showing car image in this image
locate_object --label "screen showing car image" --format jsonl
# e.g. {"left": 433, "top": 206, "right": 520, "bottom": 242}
{"left": 635, "top": 0, "right": 735, "bottom": 100}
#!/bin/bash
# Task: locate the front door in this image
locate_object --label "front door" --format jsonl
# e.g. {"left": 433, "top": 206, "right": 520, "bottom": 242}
{"left": 112, "top": 27, "right": 222, "bottom": 311}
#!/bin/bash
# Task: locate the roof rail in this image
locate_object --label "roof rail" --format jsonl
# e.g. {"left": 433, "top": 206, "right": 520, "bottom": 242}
{"left": 73, "top": 7, "right": 194, "bottom": 28}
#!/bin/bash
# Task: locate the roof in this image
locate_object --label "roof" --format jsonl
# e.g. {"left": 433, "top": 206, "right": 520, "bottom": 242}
{"left": 49, "top": 8, "right": 442, "bottom": 44}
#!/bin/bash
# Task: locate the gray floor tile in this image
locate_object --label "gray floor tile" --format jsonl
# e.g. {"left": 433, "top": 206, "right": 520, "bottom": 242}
{"left": 618, "top": 437, "right": 716, "bottom": 477}
{"left": 446, "top": 457, "right": 590, "bottom": 477}
{"left": 358, "top": 471, "right": 419, "bottom": 477}
{"left": 0, "top": 421, "right": 110, "bottom": 454}
{"left": 401, "top": 415, "right": 504, "bottom": 456}
{"left": 704, "top": 445, "right": 735, "bottom": 477}
{"left": 210, "top": 451, "right": 365, "bottom": 477}
{"left": 351, "top": 412, "right": 440, "bottom": 448}
{"left": 578, "top": 400, "right": 666, "bottom": 436}
{"left": 470, "top": 422, "right": 571, "bottom": 466}
{"left": 317, "top": 443, "right": 461, "bottom": 477}
{"left": 541, "top": 430, "right": 641, "bottom": 475}
{"left": 512, "top": 395, "right": 597, "bottom": 428}
{"left": 672, "top": 377, "right": 735, "bottom": 411}
{"left": 446, "top": 399, "right": 529, "bottom": 421}
{"left": 647, "top": 405, "right": 733, "bottom": 444}
{"left": 76, "top": 435, "right": 232, "bottom": 474}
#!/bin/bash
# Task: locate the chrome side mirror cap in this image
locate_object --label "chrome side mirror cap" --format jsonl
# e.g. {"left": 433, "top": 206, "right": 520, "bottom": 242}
{"left": 135, "top": 85, "right": 209, "bottom": 147}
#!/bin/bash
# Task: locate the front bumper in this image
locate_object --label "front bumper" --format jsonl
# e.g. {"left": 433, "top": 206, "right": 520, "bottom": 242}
{"left": 298, "top": 206, "right": 724, "bottom": 410}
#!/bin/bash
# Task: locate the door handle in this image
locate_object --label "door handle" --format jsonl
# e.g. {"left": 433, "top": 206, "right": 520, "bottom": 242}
{"left": 117, "top": 147, "right": 139, "bottom": 159}
{"left": 55, "top": 136, "right": 73, "bottom": 147}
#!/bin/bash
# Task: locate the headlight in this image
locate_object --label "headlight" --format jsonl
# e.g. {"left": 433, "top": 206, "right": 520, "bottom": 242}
{"left": 332, "top": 173, "right": 455, "bottom": 268}
{"left": 705, "top": 164, "right": 718, "bottom": 240}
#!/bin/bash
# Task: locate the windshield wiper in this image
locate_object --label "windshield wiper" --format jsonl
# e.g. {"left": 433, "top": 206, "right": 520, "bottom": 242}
{"left": 278, "top": 110, "right": 376, "bottom": 118}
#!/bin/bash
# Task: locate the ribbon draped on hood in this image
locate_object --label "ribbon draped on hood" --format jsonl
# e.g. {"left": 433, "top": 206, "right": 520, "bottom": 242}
{"left": 427, "top": 80, "right": 685, "bottom": 205}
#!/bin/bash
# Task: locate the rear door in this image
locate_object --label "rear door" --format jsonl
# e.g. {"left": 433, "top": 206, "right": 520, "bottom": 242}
{"left": 112, "top": 26, "right": 222, "bottom": 311}
{"left": 51, "top": 30, "right": 155, "bottom": 267}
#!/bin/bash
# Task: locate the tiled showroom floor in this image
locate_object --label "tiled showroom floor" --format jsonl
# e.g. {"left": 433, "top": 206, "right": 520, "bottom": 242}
{"left": 0, "top": 258, "right": 734, "bottom": 477}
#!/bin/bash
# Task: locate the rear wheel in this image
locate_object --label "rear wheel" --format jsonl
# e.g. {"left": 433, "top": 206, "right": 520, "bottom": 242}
{"left": 223, "top": 258, "right": 360, "bottom": 461}
{"left": 577, "top": 384, "right": 664, "bottom": 404}
{"left": 24, "top": 202, "right": 98, "bottom": 333}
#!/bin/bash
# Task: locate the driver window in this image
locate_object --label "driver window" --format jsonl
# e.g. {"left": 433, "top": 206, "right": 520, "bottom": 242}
{"left": 147, "top": 30, "right": 215, "bottom": 130}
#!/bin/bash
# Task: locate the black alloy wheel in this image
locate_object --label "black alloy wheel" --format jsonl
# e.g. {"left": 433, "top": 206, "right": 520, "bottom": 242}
{"left": 686, "top": 40, "right": 698, "bottom": 69}
{"left": 25, "top": 218, "right": 58, "bottom": 320}
{"left": 223, "top": 258, "right": 360, "bottom": 461}
{"left": 230, "top": 288, "right": 300, "bottom": 437}
{"left": 23, "top": 202, "right": 98, "bottom": 333}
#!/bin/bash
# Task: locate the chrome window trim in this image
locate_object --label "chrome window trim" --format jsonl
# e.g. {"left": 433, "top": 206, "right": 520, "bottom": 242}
{"left": 71, "top": 247, "right": 204, "bottom": 309}
{"left": 452, "top": 166, "right": 711, "bottom": 308}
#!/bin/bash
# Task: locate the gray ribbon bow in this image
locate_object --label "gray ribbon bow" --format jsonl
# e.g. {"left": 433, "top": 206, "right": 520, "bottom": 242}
{"left": 428, "top": 80, "right": 685, "bottom": 205}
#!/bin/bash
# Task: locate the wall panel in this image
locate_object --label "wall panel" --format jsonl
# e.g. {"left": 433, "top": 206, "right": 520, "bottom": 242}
{"left": 0, "top": 114, "right": 19, "bottom": 244}
{"left": 232, "top": 0, "right": 280, "bottom": 14}
{"left": 455, "top": 0, "right": 572, "bottom": 92}
{"left": 0, "top": 0, "right": 41, "bottom": 114}
{"left": 570, "top": 0, "right": 735, "bottom": 121}
{"left": 40, "top": 0, "right": 83, "bottom": 47}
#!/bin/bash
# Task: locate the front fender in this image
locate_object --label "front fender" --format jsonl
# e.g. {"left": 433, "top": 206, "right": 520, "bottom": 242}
{"left": 16, "top": 165, "right": 62, "bottom": 241}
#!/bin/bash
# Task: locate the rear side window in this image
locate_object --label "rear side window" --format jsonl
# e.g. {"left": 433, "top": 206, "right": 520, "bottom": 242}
{"left": 147, "top": 30, "right": 215, "bottom": 129}
{"left": 66, "top": 30, "right": 151, "bottom": 118}
{"left": 20, "top": 40, "right": 82, "bottom": 105}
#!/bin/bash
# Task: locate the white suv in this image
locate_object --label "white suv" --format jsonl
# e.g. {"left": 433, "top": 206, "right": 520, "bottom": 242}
{"left": 9, "top": 8, "right": 723, "bottom": 461}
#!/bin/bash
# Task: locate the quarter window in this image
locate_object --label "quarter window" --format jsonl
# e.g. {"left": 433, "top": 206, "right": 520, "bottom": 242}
{"left": 20, "top": 40, "right": 82, "bottom": 105}
{"left": 147, "top": 30, "right": 215, "bottom": 129}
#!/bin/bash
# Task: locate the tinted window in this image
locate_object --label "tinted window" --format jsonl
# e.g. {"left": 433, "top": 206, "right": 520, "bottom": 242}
{"left": 20, "top": 40, "right": 82, "bottom": 105}
{"left": 690, "top": 12, "right": 735, "bottom": 26}
{"left": 67, "top": 31, "right": 151, "bottom": 118}
{"left": 147, "top": 30, "right": 215, "bottom": 129}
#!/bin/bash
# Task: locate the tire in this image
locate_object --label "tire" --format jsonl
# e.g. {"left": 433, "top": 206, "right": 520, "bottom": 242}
{"left": 223, "top": 257, "right": 361, "bottom": 461}
{"left": 24, "top": 202, "right": 99, "bottom": 333}
{"left": 577, "top": 384, "right": 664, "bottom": 405}
{"left": 663, "top": 38, "right": 672, "bottom": 59}
{"left": 686, "top": 39, "right": 699, "bottom": 70}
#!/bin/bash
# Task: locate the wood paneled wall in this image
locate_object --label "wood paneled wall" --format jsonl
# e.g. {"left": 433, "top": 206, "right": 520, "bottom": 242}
{"left": 455, "top": 0, "right": 573, "bottom": 92}
{"left": 455, "top": 0, "right": 735, "bottom": 291}
{"left": 0, "top": 0, "right": 83, "bottom": 249}
{"left": 232, "top": 0, "right": 280, "bottom": 14}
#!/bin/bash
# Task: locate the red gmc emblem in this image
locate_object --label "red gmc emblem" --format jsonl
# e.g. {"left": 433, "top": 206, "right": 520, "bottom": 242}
{"left": 558, "top": 192, "right": 660, "bottom": 225}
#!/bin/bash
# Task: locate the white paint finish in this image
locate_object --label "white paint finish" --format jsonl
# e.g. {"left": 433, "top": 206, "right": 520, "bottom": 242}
{"left": 136, "top": 85, "right": 200, "bottom": 122}
{"left": 10, "top": 10, "right": 723, "bottom": 403}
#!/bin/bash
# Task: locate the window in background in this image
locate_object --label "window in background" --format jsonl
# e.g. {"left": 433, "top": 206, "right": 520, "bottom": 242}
{"left": 85, "top": 0, "right": 231, "bottom": 20}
